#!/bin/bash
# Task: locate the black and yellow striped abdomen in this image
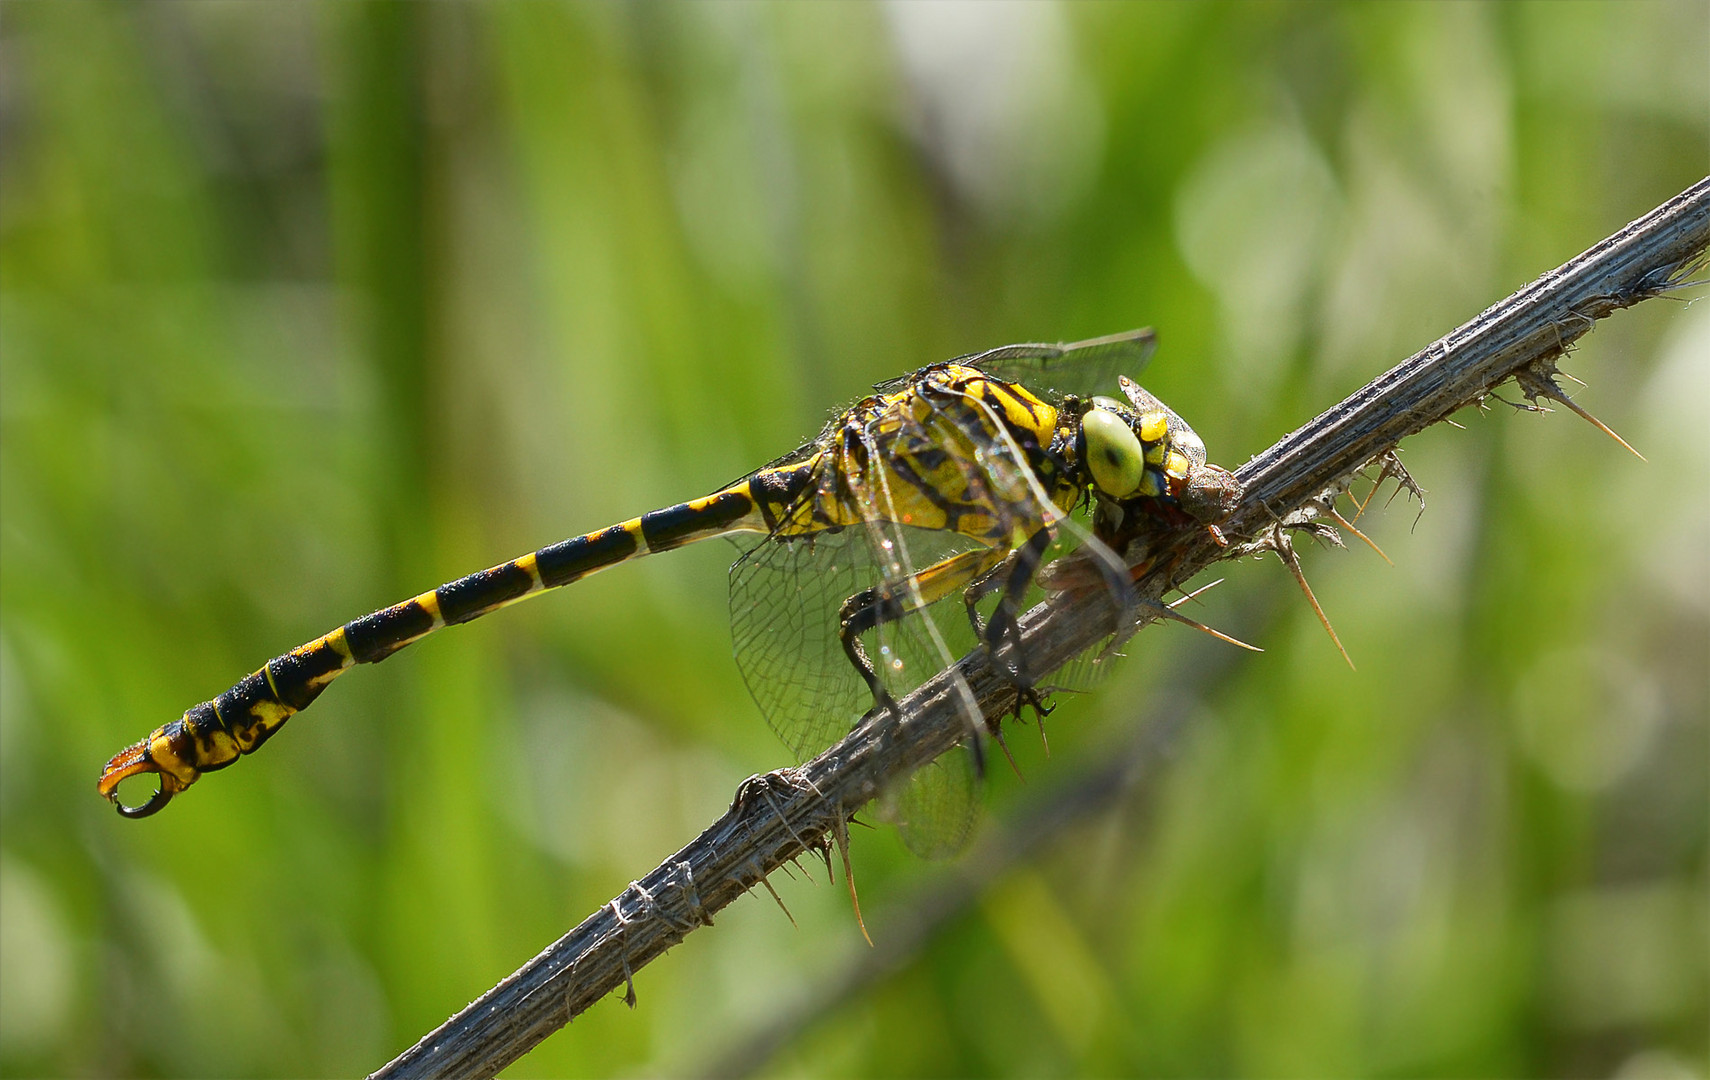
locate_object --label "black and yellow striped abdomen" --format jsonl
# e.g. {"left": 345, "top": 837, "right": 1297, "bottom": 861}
{"left": 97, "top": 483, "right": 788, "bottom": 817}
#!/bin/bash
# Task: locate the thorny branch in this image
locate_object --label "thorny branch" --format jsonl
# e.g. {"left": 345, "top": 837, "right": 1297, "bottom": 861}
{"left": 370, "top": 177, "right": 1709, "bottom": 1080}
{"left": 698, "top": 625, "right": 1257, "bottom": 1080}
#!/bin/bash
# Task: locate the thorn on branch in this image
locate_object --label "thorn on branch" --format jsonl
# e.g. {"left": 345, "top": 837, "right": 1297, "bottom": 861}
{"left": 1365, "top": 452, "right": 1425, "bottom": 531}
{"left": 991, "top": 726, "right": 1025, "bottom": 781}
{"left": 607, "top": 893, "right": 640, "bottom": 1009}
{"left": 1265, "top": 523, "right": 1355, "bottom": 671}
{"left": 759, "top": 873, "right": 797, "bottom": 928}
{"left": 1140, "top": 597, "right": 1263, "bottom": 653}
{"left": 1328, "top": 507, "right": 1393, "bottom": 566}
{"left": 1514, "top": 362, "right": 1647, "bottom": 461}
{"left": 830, "top": 815, "right": 873, "bottom": 947}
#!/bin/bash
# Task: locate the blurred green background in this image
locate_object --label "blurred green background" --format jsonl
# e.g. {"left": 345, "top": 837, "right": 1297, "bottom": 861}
{"left": 2, "top": 2, "right": 1705, "bottom": 1076}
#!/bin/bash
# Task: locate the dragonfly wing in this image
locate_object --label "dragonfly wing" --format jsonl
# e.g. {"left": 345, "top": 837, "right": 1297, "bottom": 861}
{"left": 959, "top": 327, "right": 1158, "bottom": 401}
{"left": 879, "top": 743, "right": 982, "bottom": 859}
{"left": 730, "top": 515, "right": 996, "bottom": 748}
{"left": 730, "top": 527, "right": 875, "bottom": 761}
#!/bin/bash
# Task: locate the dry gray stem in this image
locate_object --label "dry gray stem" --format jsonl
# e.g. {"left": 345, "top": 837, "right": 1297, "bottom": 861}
{"left": 370, "top": 177, "right": 1709, "bottom": 1080}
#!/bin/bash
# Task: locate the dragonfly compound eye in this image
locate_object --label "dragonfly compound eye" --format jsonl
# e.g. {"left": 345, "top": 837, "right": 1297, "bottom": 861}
{"left": 1081, "top": 407, "right": 1145, "bottom": 498}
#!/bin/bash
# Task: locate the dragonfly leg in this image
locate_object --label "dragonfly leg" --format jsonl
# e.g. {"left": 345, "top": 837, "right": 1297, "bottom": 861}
{"left": 838, "top": 547, "right": 1008, "bottom": 719}
{"left": 962, "top": 553, "right": 1016, "bottom": 641}
{"left": 979, "top": 528, "right": 1055, "bottom": 690}
{"left": 837, "top": 591, "right": 901, "bottom": 719}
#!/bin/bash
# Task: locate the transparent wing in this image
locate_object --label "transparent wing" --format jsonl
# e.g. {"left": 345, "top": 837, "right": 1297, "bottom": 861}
{"left": 877, "top": 746, "right": 981, "bottom": 859}
{"left": 957, "top": 327, "right": 1158, "bottom": 401}
{"left": 730, "top": 527, "right": 876, "bottom": 762}
{"left": 729, "top": 518, "right": 995, "bottom": 752}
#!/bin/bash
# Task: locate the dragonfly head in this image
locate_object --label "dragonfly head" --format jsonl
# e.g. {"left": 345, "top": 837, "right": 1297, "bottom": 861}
{"left": 1072, "top": 378, "right": 1241, "bottom": 521}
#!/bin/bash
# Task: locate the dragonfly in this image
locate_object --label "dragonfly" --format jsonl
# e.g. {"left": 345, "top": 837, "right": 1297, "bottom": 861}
{"left": 98, "top": 328, "right": 1242, "bottom": 849}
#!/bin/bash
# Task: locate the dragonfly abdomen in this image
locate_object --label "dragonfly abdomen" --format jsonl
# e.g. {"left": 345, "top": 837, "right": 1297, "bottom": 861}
{"left": 97, "top": 484, "right": 774, "bottom": 817}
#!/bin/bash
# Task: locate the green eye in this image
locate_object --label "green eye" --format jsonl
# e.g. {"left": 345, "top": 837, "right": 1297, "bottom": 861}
{"left": 1082, "top": 407, "right": 1144, "bottom": 498}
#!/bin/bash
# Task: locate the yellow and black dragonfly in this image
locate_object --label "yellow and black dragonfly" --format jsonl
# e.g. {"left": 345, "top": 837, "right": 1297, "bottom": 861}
{"left": 98, "top": 328, "right": 1241, "bottom": 848}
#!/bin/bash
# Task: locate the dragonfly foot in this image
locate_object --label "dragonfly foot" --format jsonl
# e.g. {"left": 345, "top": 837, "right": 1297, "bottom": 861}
{"left": 982, "top": 610, "right": 1036, "bottom": 692}
{"left": 872, "top": 687, "right": 901, "bottom": 723}
{"left": 1011, "top": 686, "right": 1056, "bottom": 722}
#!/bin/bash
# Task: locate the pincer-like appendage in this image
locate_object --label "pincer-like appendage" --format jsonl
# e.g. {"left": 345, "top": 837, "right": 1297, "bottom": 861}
{"left": 96, "top": 697, "right": 250, "bottom": 818}
{"left": 96, "top": 729, "right": 197, "bottom": 818}
{"left": 97, "top": 667, "right": 307, "bottom": 819}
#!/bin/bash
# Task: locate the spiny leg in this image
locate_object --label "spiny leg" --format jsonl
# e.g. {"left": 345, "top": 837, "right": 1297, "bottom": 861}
{"left": 838, "top": 587, "right": 906, "bottom": 718}
{"left": 836, "top": 400, "right": 1032, "bottom": 793}
{"left": 837, "top": 546, "right": 1008, "bottom": 720}
{"left": 961, "top": 552, "right": 1014, "bottom": 641}
{"left": 978, "top": 528, "right": 1057, "bottom": 694}
{"left": 961, "top": 550, "right": 1057, "bottom": 737}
